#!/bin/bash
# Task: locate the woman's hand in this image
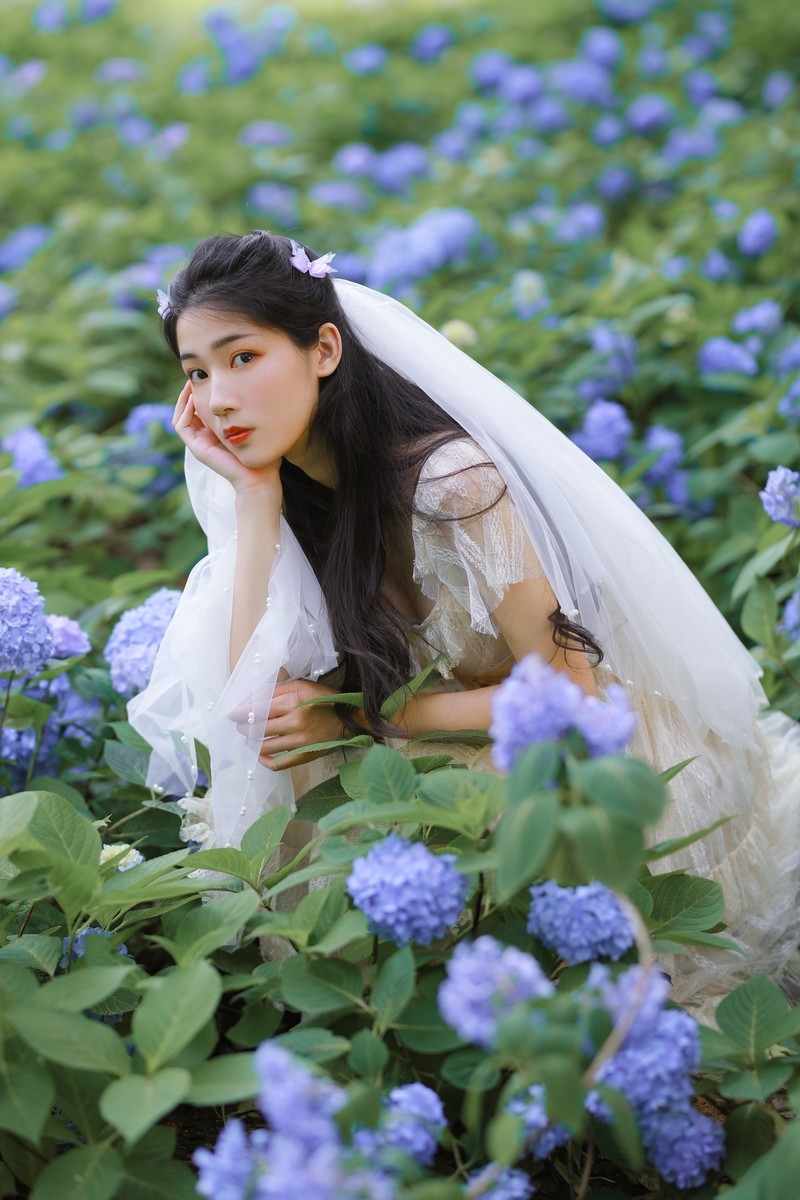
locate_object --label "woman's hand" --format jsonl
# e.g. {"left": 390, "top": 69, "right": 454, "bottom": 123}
{"left": 257, "top": 679, "right": 352, "bottom": 771}
{"left": 172, "top": 381, "right": 281, "bottom": 499}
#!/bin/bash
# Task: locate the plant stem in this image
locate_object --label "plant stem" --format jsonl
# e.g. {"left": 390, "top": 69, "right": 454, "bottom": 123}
{"left": 18, "top": 903, "right": 35, "bottom": 936}
{"left": 472, "top": 872, "right": 485, "bottom": 936}
{"left": 574, "top": 1137, "right": 595, "bottom": 1200}
{"left": 0, "top": 672, "right": 15, "bottom": 744}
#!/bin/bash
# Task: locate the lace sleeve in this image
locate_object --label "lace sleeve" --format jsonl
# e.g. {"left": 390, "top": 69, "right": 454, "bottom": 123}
{"left": 412, "top": 438, "right": 546, "bottom": 638}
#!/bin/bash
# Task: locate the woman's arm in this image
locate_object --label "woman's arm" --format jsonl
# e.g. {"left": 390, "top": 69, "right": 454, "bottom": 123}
{"left": 230, "top": 486, "right": 282, "bottom": 671}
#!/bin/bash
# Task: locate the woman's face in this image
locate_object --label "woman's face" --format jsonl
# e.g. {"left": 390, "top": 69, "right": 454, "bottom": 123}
{"left": 175, "top": 308, "right": 340, "bottom": 474}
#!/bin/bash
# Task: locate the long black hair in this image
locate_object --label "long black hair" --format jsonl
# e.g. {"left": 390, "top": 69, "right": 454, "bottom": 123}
{"left": 161, "top": 231, "right": 601, "bottom": 732}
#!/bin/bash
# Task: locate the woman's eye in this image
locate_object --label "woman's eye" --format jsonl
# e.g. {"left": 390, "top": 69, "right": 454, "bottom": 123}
{"left": 187, "top": 368, "right": 207, "bottom": 383}
{"left": 232, "top": 351, "right": 254, "bottom": 367}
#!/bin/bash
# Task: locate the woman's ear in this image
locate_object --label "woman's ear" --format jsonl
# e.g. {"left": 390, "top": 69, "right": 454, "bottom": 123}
{"left": 316, "top": 322, "right": 343, "bottom": 377}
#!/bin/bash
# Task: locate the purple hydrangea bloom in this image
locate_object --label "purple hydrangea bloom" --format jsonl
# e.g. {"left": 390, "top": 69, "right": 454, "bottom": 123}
{"left": 580, "top": 27, "right": 623, "bottom": 70}
{"left": 245, "top": 182, "right": 298, "bottom": 227}
{"left": 550, "top": 59, "right": 616, "bottom": 107}
{"left": 593, "top": 1011, "right": 699, "bottom": 1118}
{"left": 528, "top": 881, "right": 634, "bottom": 963}
{"left": 433, "top": 129, "right": 474, "bottom": 161}
{"left": 239, "top": 119, "right": 294, "bottom": 147}
{"left": 763, "top": 71, "right": 794, "bottom": 110}
{"left": 254, "top": 1043, "right": 344, "bottom": 1151}
{"left": 732, "top": 299, "right": 782, "bottom": 337}
{"left": 466, "top": 1166, "right": 535, "bottom": 1199}
{"left": 497, "top": 65, "right": 544, "bottom": 105}
{"left": 661, "top": 124, "right": 719, "bottom": 166}
{"left": 585, "top": 962, "right": 671, "bottom": 1044}
{"left": 95, "top": 57, "right": 147, "bottom": 84}
{"left": 438, "top": 936, "right": 554, "bottom": 1049}
{"left": 343, "top": 44, "right": 389, "bottom": 76}
{"left": 780, "top": 591, "right": 800, "bottom": 641}
{"left": 777, "top": 378, "right": 800, "bottom": 422}
{"left": 333, "top": 143, "right": 376, "bottom": 177}
{"left": 490, "top": 653, "right": 584, "bottom": 771}
{"left": 149, "top": 123, "right": 190, "bottom": 162}
{"left": 469, "top": 50, "right": 514, "bottom": 94}
{"left": 583, "top": 326, "right": 637, "bottom": 397}
{"left": 574, "top": 683, "right": 637, "bottom": 756}
{"left": 591, "top": 113, "right": 626, "bottom": 146}
{"left": 47, "top": 614, "right": 91, "bottom": 658}
{"left": 60, "top": 927, "right": 127, "bottom": 969}
{"left": 682, "top": 67, "right": 718, "bottom": 107}
{"left": 117, "top": 115, "right": 155, "bottom": 146}
{"left": 660, "top": 255, "right": 690, "bottom": 281}
{"left": 346, "top": 835, "right": 468, "bottom": 946}
{"left": 699, "top": 249, "right": 735, "bottom": 282}
{"left": 124, "top": 403, "right": 175, "bottom": 441}
{"left": 738, "top": 210, "right": 778, "bottom": 258}
{"left": 597, "top": 0, "right": 659, "bottom": 22}
{"left": 103, "top": 587, "right": 180, "bottom": 697}
{"left": 571, "top": 399, "right": 633, "bottom": 461}
{"left": 760, "top": 467, "right": 800, "bottom": 528}
{"left": 626, "top": 93, "right": 674, "bottom": 135}
{"left": 528, "top": 95, "right": 572, "bottom": 135}
{"left": 552, "top": 203, "right": 605, "bottom": 244}
{"left": 409, "top": 24, "right": 453, "bottom": 64}
{"left": 596, "top": 163, "right": 637, "bottom": 201}
{"left": 0, "top": 568, "right": 54, "bottom": 674}
{"left": 0, "top": 224, "right": 51, "bottom": 273}
{"left": 370, "top": 143, "right": 429, "bottom": 196}
{"left": 79, "top": 0, "right": 117, "bottom": 20}
{"left": 699, "top": 98, "right": 745, "bottom": 129}
{"left": 309, "top": 181, "right": 370, "bottom": 212}
{"left": 381, "top": 1083, "right": 446, "bottom": 1165}
{"left": 643, "top": 425, "right": 684, "bottom": 484}
{"left": 194, "top": 1119, "right": 256, "bottom": 1200}
{"left": 1, "top": 426, "right": 63, "bottom": 488}
{"left": 697, "top": 337, "right": 758, "bottom": 376}
{"left": 644, "top": 1106, "right": 725, "bottom": 1189}
{"left": 177, "top": 60, "right": 212, "bottom": 95}
{"left": 34, "top": 1, "right": 68, "bottom": 31}
{"left": 637, "top": 44, "right": 669, "bottom": 78}
{"left": 771, "top": 339, "right": 800, "bottom": 379}
{"left": 333, "top": 252, "right": 368, "bottom": 284}
{"left": 506, "top": 1083, "right": 571, "bottom": 1159}
{"left": 366, "top": 208, "right": 481, "bottom": 294}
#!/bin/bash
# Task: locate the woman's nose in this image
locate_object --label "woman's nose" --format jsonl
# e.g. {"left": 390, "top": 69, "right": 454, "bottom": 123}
{"left": 208, "top": 384, "right": 237, "bottom": 416}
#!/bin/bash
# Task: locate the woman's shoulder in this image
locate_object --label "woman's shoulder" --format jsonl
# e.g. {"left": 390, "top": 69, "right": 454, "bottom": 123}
{"left": 414, "top": 435, "right": 506, "bottom": 517}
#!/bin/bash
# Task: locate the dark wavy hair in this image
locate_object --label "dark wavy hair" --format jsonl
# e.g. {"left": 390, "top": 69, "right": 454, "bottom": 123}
{"left": 160, "top": 231, "right": 602, "bottom": 732}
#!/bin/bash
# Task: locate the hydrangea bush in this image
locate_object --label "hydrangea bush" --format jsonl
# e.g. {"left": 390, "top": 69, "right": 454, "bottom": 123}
{"left": 3, "top": 0, "right": 800, "bottom": 1195}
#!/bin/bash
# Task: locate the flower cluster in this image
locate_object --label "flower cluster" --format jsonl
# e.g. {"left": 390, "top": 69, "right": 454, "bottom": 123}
{"left": 99, "top": 843, "right": 144, "bottom": 871}
{"left": 527, "top": 881, "right": 634, "bottom": 964}
{"left": 59, "top": 927, "right": 128, "bottom": 969}
{"left": 570, "top": 398, "right": 632, "bottom": 461}
{"left": 354, "top": 1083, "right": 446, "bottom": 1167}
{"left": 1, "top": 426, "right": 63, "bottom": 489}
{"left": 0, "top": 568, "right": 54, "bottom": 674}
{"left": 103, "top": 587, "right": 180, "bottom": 696}
{"left": 759, "top": 466, "right": 800, "bottom": 528}
{"left": 438, "top": 935, "right": 554, "bottom": 1048}
{"left": 346, "top": 834, "right": 469, "bottom": 946}
{"left": 489, "top": 653, "right": 637, "bottom": 772}
{"left": 506, "top": 1083, "right": 571, "bottom": 1160}
{"left": 47, "top": 614, "right": 91, "bottom": 658}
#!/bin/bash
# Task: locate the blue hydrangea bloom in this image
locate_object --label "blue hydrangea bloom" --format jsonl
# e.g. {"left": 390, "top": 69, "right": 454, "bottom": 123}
{"left": 245, "top": 183, "right": 297, "bottom": 227}
{"left": 550, "top": 58, "right": 616, "bottom": 107}
{"left": 585, "top": 962, "right": 671, "bottom": 1044}
{"left": 466, "top": 1166, "right": 535, "bottom": 1200}
{"left": 552, "top": 203, "right": 605, "bottom": 244}
{"left": 579, "top": 27, "right": 623, "bottom": 70}
{"left": 254, "top": 1043, "right": 344, "bottom": 1151}
{"left": 571, "top": 399, "right": 632, "bottom": 461}
{"left": 0, "top": 568, "right": 54, "bottom": 674}
{"left": 760, "top": 467, "right": 800, "bottom": 528}
{"left": 176, "top": 60, "right": 212, "bottom": 95}
{"left": 95, "top": 57, "right": 147, "bottom": 84}
{"left": 409, "top": 24, "right": 453, "bottom": 64}
{"left": 763, "top": 70, "right": 794, "bottom": 110}
{"left": 60, "top": 927, "right": 128, "bottom": 969}
{"left": 528, "top": 881, "right": 634, "bottom": 964}
{"left": 581, "top": 326, "right": 637, "bottom": 398}
{"left": 469, "top": 50, "right": 513, "bottom": 94}
{"left": 682, "top": 67, "right": 718, "bottom": 107}
{"left": 528, "top": 95, "right": 572, "bottom": 135}
{"left": 642, "top": 425, "right": 684, "bottom": 484}
{"left": 661, "top": 124, "right": 719, "bottom": 166}
{"left": 343, "top": 44, "right": 388, "bottom": 75}
{"left": 366, "top": 208, "right": 481, "bottom": 294}
{"left": 347, "top": 835, "right": 468, "bottom": 946}
{"left": 490, "top": 653, "right": 584, "bottom": 771}
{"left": 697, "top": 337, "right": 758, "bottom": 376}
{"left": 732, "top": 299, "right": 782, "bottom": 338}
{"left": 637, "top": 44, "right": 669, "bottom": 78}
{"left": 626, "top": 93, "right": 674, "bottom": 135}
{"left": 497, "top": 65, "right": 544, "bottom": 105}
{"left": 595, "top": 164, "right": 637, "bottom": 202}
{"left": 103, "top": 587, "right": 180, "bottom": 697}
{"left": 239, "top": 120, "right": 294, "bottom": 147}
{"left": 506, "top": 1083, "right": 571, "bottom": 1159}
{"left": 597, "top": 0, "right": 660, "bottom": 22}
{"left": 591, "top": 113, "right": 625, "bottom": 147}
{"left": 47, "top": 614, "right": 90, "bottom": 658}
{"left": 438, "top": 936, "right": 554, "bottom": 1049}
{"left": 660, "top": 255, "right": 690, "bottom": 280}
{"left": 309, "top": 181, "right": 371, "bottom": 212}
{"left": 80, "top": 0, "right": 117, "bottom": 20}
{"left": 1, "top": 426, "right": 63, "bottom": 488}
{"left": 194, "top": 1119, "right": 256, "bottom": 1200}
{"left": 124, "top": 403, "right": 175, "bottom": 441}
{"left": 777, "top": 378, "right": 800, "bottom": 423}
{"left": 699, "top": 248, "right": 736, "bottom": 282}
{"left": 738, "top": 209, "right": 778, "bottom": 258}
{"left": 771, "top": 339, "right": 800, "bottom": 379}
{"left": 382, "top": 1083, "right": 446, "bottom": 1165}
{"left": 644, "top": 1106, "right": 725, "bottom": 1189}
{"left": 0, "top": 224, "right": 51, "bottom": 273}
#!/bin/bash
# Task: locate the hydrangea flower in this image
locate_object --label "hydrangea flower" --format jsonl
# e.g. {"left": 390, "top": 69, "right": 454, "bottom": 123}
{"left": 490, "top": 653, "right": 584, "bottom": 770}
{"left": 239, "top": 120, "right": 294, "bottom": 147}
{"left": 466, "top": 1166, "right": 535, "bottom": 1199}
{"left": 528, "top": 881, "right": 634, "bottom": 963}
{"left": 661, "top": 125, "right": 719, "bottom": 166}
{"left": 777, "top": 378, "right": 800, "bottom": 423}
{"left": 0, "top": 568, "right": 54, "bottom": 674}
{"left": 195, "top": 1119, "right": 256, "bottom": 1200}
{"left": 642, "top": 425, "right": 684, "bottom": 485}
{"left": 375, "top": 1083, "right": 446, "bottom": 1166}
{"left": 506, "top": 1083, "right": 571, "bottom": 1159}
{"left": 552, "top": 203, "right": 605, "bottom": 244}
{"left": 438, "top": 936, "right": 554, "bottom": 1048}
{"left": 579, "top": 27, "right": 623, "bottom": 70}
{"left": 697, "top": 337, "right": 758, "bottom": 376}
{"left": 591, "top": 113, "right": 626, "bottom": 146}
{"left": 0, "top": 224, "right": 50, "bottom": 273}
{"left": 571, "top": 399, "right": 633, "bottom": 461}
{"left": 409, "top": 24, "right": 453, "bottom": 64}
{"left": 595, "top": 164, "right": 637, "bottom": 202}
{"left": 731, "top": 299, "right": 782, "bottom": 338}
{"left": 176, "top": 59, "right": 212, "bottom": 96}
{"left": 760, "top": 467, "right": 800, "bottom": 528}
{"left": 738, "top": 210, "right": 778, "bottom": 258}
{"left": 763, "top": 70, "right": 794, "bottom": 110}
{"left": 245, "top": 182, "right": 298, "bottom": 227}
{"left": 626, "top": 93, "right": 674, "bottom": 135}
{"left": 771, "top": 339, "right": 800, "bottom": 380}
{"left": 253, "top": 1043, "right": 344, "bottom": 1152}
{"left": 103, "top": 587, "right": 180, "bottom": 697}
{"left": 585, "top": 962, "right": 671, "bottom": 1044}
{"left": 497, "top": 65, "right": 543, "bottom": 104}
{"left": 1, "top": 426, "right": 63, "bottom": 488}
{"left": 343, "top": 44, "right": 388, "bottom": 75}
{"left": 46, "top": 614, "right": 91, "bottom": 658}
{"left": 581, "top": 326, "right": 637, "bottom": 399}
{"left": 699, "top": 249, "right": 735, "bottom": 282}
{"left": 346, "top": 835, "right": 468, "bottom": 946}
{"left": 645, "top": 1106, "right": 725, "bottom": 1188}
{"left": 99, "top": 843, "right": 144, "bottom": 871}
{"left": 59, "top": 927, "right": 128, "bottom": 969}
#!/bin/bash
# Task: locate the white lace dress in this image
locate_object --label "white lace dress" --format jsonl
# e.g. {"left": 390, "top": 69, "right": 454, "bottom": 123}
{"left": 292, "top": 437, "right": 800, "bottom": 1012}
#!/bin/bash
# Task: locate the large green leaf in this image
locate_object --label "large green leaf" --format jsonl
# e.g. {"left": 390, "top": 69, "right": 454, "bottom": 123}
{"left": 29, "top": 1144, "right": 123, "bottom": 1200}
{"left": 280, "top": 957, "right": 364, "bottom": 1015}
{"left": 347, "top": 1029, "right": 389, "bottom": 1080}
{"left": 557, "top": 807, "right": 643, "bottom": 888}
{"left": 186, "top": 1054, "right": 257, "bottom": 1105}
{"left": 172, "top": 889, "right": 262, "bottom": 965}
{"left": 132, "top": 961, "right": 222, "bottom": 1073}
{"left": 49, "top": 1066, "right": 112, "bottom": 1143}
{"left": 395, "top": 999, "right": 465, "bottom": 1054}
{"left": 273, "top": 1027, "right": 351, "bottom": 1063}
{"left": 719, "top": 1062, "right": 792, "bottom": 1102}
{"left": 9, "top": 1006, "right": 131, "bottom": 1077}
{"left": 715, "top": 974, "right": 791, "bottom": 1059}
{"left": 100, "top": 1069, "right": 191, "bottom": 1146}
{"left": 0, "top": 934, "right": 62, "bottom": 975}
{"left": 34, "top": 966, "right": 132, "bottom": 1013}
{"left": 359, "top": 744, "right": 417, "bottom": 806}
{"left": 493, "top": 791, "right": 559, "bottom": 901}
{"left": 719, "top": 1117, "right": 800, "bottom": 1200}
{"left": 0, "top": 1050, "right": 54, "bottom": 1144}
{"left": 115, "top": 1158, "right": 198, "bottom": 1200}
{"left": 240, "top": 805, "right": 292, "bottom": 862}
{"left": 507, "top": 742, "right": 561, "bottom": 806}
{"left": 647, "top": 874, "right": 725, "bottom": 934}
{"left": 370, "top": 945, "right": 416, "bottom": 1031}
{"left": 11, "top": 791, "right": 101, "bottom": 868}
{"left": 723, "top": 1102, "right": 778, "bottom": 1181}
{"left": 568, "top": 757, "right": 666, "bottom": 826}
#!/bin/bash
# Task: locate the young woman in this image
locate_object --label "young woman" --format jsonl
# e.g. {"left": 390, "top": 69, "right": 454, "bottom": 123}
{"left": 129, "top": 230, "right": 800, "bottom": 1008}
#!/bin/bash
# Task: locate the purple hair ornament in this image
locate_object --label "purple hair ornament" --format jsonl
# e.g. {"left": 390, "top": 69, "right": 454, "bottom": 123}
{"left": 289, "top": 239, "right": 337, "bottom": 277}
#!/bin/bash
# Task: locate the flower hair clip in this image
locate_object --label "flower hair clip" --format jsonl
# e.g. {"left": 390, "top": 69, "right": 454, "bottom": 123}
{"left": 156, "top": 288, "right": 172, "bottom": 319}
{"left": 289, "top": 239, "right": 337, "bottom": 278}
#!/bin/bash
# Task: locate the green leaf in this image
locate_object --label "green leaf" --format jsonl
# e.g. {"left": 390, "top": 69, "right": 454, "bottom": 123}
{"left": 116, "top": 1159, "right": 198, "bottom": 1200}
{"left": 173, "top": 890, "right": 262, "bottom": 966}
{"left": 494, "top": 791, "right": 559, "bottom": 901}
{"left": 9, "top": 1006, "right": 131, "bottom": 1076}
{"left": 740, "top": 577, "right": 779, "bottom": 648}
{"left": 29, "top": 1143, "right": 123, "bottom": 1200}
{"left": 241, "top": 805, "right": 291, "bottom": 861}
{"left": 644, "top": 816, "right": 731, "bottom": 862}
{"left": 380, "top": 656, "right": 445, "bottom": 719}
{"left": 507, "top": 742, "right": 561, "bottom": 805}
{"left": 404, "top": 1185, "right": 464, "bottom": 1200}
{"left": 568, "top": 757, "right": 666, "bottom": 826}
{"left": 719, "top": 1062, "right": 792, "bottom": 1101}
{"left": 273, "top": 1027, "right": 351, "bottom": 1063}
{"left": 0, "top": 791, "right": 37, "bottom": 851}
{"left": 486, "top": 1113, "right": 525, "bottom": 1167}
{"left": 732, "top": 531, "right": 796, "bottom": 604}
{"left": 590, "top": 1085, "right": 643, "bottom": 1170}
{"left": 296, "top": 776, "right": 350, "bottom": 822}
{"left": 715, "top": 974, "right": 791, "bottom": 1059}
{"left": 182, "top": 847, "right": 254, "bottom": 883}
{"left": 34, "top": 966, "right": 132, "bottom": 1012}
{"left": 359, "top": 744, "right": 417, "bottom": 806}
{"left": 724, "top": 1102, "right": 778, "bottom": 1181}
{"left": 309, "top": 908, "right": 369, "bottom": 955}
{"left": 370, "top": 945, "right": 416, "bottom": 1031}
{"left": 0, "top": 1051, "right": 54, "bottom": 1144}
{"left": 395, "top": 999, "right": 464, "bottom": 1054}
{"left": 441, "top": 1048, "right": 500, "bottom": 1092}
{"left": 105, "top": 722, "right": 152, "bottom": 751}
{"left": 100, "top": 1069, "right": 191, "bottom": 1146}
{"left": 3, "top": 695, "right": 54, "bottom": 733}
{"left": 280, "top": 957, "right": 363, "bottom": 1015}
{"left": 103, "top": 740, "right": 150, "bottom": 787}
{"left": 49, "top": 1066, "right": 112, "bottom": 1143}
{"left": 186, "top": 1054, "right": 257, "bottom": 1105}
{"left": 48, "top": 859, "right": 100, "bottom": 923}
{"left": 23, "top": 791, "right": 102, "bottom": 867}
{"left": 0, "top": 934, "right": 61, "bottom": 975}
{"left": 557, "top": 807, "right": 643, "bottom": 888}
{"left": 347, "top": 1029, "right": 389, "bottom": 1080}
{"left": 720, "top": 1116, "right": 800, "bottom": 1200}
{"left": 647, "top": 874, "right": 725, "bottom": 934}
{"left": 133, "top": 961, "right": 222, "bottom": 1073}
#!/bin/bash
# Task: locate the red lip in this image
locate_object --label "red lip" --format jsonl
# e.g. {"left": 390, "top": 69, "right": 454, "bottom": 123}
{"left": 223, "top": 427, "right": 254, "bottom": 445}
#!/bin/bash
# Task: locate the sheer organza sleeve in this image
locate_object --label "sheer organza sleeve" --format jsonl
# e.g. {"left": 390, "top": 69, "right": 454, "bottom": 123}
{"left": 412, "top": 438, "right": 546, "bottom": 641}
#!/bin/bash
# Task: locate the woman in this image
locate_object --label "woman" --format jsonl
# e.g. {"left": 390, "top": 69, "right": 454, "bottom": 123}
{"left": 129, "top": 230, "right": 800, "bottom": 1007}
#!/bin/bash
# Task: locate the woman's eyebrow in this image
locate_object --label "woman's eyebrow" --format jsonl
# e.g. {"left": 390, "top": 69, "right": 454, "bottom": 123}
{"left": 179, "top": 332, "right": 253, "bottom": 361}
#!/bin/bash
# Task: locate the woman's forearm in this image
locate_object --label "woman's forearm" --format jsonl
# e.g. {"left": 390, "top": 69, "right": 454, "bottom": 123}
{"left": 230, "top": 489, "right": 282, "bottom": 672}
{"left": 393, "top": 685, "right": 499, "bottom": 739}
